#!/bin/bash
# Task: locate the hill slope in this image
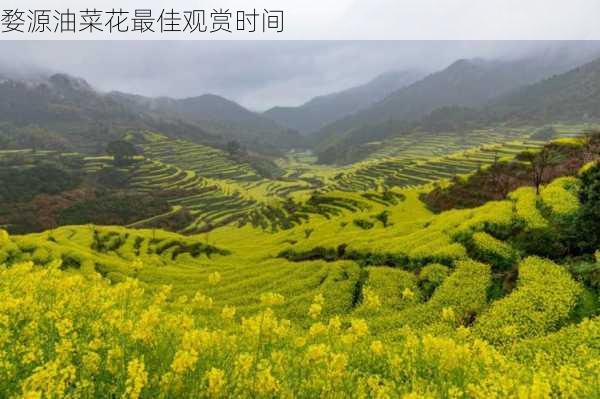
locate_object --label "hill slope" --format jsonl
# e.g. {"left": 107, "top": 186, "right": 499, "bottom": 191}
{"left": 0, "top": 73, "right": 225, "bottom": 153}
{"left": 109, "top": 92, "right": 304, "bottom": 152}
{"left": 313, "top": 50, "right": 600, "bottom": 158}
{"left": 264, "top": 69, "right": 423, "bottom": 134}
{"left": 1, "top": 163, "right": 599, "bottom": 397}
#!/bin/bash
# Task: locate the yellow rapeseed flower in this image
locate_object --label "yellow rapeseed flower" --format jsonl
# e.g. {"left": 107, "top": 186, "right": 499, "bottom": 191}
{"left": 122, "top": 357, "right": 147, "bottom": 399}
{"left": 402, "top": 287, "right": 415, "bottom": 300}
{"left": 349, "top": 319, "right": 369, "bottom": 338}
{"left": 260, "top": 292, "right": 285, "bottom": 306}
{"left": 192, "top": 291, "right": 214, "bottom": 309}
{"left": 308, "top": 303, "right": 322, "bottom": 320}
{"left": 221, "top": 306, "right": 236, "bottom": 320}
{"left": 205, "top": 367, "right": 226, "bottom": 397}
{"left": 362, "top": 287, "right": 381, "bottom": 310}
{"left": 208, "top": 272, "right": 222, "bottom": 285}
{"left": 308, "top": 322, "right": 327, "bottom": 337}
{"left": 254, "top": 362, "right": 279, "bottom": 395}
{"left": 370, "top": 340, "right": 384, "bottom": 355}
{"left": 171, "top": 349, "right": 198, "bottom": 374}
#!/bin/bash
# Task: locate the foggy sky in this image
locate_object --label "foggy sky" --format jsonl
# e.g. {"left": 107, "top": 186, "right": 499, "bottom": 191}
{"left": 0, "top": 41, "right": 598, "bottom": 111}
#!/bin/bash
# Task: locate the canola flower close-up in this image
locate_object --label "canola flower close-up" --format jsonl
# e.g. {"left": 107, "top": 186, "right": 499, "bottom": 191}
{"left": 1, "top": 253, "right": 599, "bottom": 398}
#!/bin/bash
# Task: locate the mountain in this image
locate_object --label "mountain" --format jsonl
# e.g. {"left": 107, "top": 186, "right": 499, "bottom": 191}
{"left": 313, "top": 46, "right": 600, "bottom": 164}
{"left": 417, "top": 55, "right": 600, "bottom": 132}
{"left": 109, "top": 92, "right": 304, "bottom": 152}
{"left": 263, "top": 69, "right": 424, "bottom": 135}
{"left": 0, "top": 73, "right": 162, "bottom": 153}
{"left": 485, "top": 57, "right": 600, "bottom": 123}
{"left": 0, "top": 73, "right": 303, "bottom": 155}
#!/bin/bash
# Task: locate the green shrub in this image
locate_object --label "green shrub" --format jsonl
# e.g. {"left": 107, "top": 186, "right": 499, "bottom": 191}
{"left": 418, "top": 263, "right": 450, "bottom": 299}
{"left": 363, "top": 266, "right": 420, "bottom": 309}
{"left": 353, "top": 219, "right": 374, "bottom": 230}
{"left": 468, "top": 232, "right": 519, "bottom": 269}
{"left": 574, "top": 163, "right": 600, "bottom": 252}
{"left": 474, "top": 256, "right": 581, "bottom": 346}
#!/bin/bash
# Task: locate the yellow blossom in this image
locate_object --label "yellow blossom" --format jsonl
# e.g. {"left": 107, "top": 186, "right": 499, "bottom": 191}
{"left": 205, "top": 367, "right": 226, "bottom": 397}
{"left": 260, "top": 292, "right": 285, "bottom": 306}
{"left": 294, "top": 337, "right": 307, "bottom": 348}
{"left": 309, "top": 322, "right": 327, "bottom": 337}
{"left": 308, "top": 303, "right": 322, "bottom": 319}
{"left": 208, "top": 272, "right": 222, "bottom": 285}
{"left": 122, "top": 357, "right": 147, "bottom": 399}
{"left": 328, "top": 353, "right": 348, "bottom": 379}
{"left": 221, "top": 306, "right": 236, "bottom": 320}
{"left": 235, "top": 353, "right": 254, "bottom": 376}
{"left": 305, "top": 344, "right": 329, "bottom": 362}
{"left": 362, "top": 287, "right": 381, "bottom": 310}
{"left": 349, "top": 319, "right": 369, "bottom": 338}
{"left": 328, "top": 316, "right": 342, "bottom": 332}
{"left": 192, "top": 291, "right": 214, "bottom": 309}
{"left": 254, "top": 362, "right": 279, "bottom": 395}
{"left": 171, "top": 349, "right": 198, "bottom": 374}
{"left": 313, "top": 293, "right": 325, "bottom": 305}
{"left": 371, "top": 340, "right": 384, "bottom": 355}
{"left": 402, "top": 287, "right": 415, "bottom": 300}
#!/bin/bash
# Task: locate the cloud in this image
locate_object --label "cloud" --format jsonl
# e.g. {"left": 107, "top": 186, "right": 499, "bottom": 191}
{"left": 0, "top": 40, "right": 597, "bottom": 110}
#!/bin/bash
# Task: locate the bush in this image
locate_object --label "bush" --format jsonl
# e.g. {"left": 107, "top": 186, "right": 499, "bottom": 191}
{"left": 474, "top": 256, "right": 581, "bottom": 346}
{"left": 418, "top": 263, "right": 450, "bottom": 299}
{"left": 353, "top": 219, "right": 374, "bottom": 230}
{"left": 362, "top": 266, "right": 420, "bottom": 309}
{"left": 509, "top": 187, "right": 548, "bottom": 230}
{"left": 468, "top": 232, "right": 519, "bottom": 269}
{"left": 540, "top": 177, "right": 580, "bottom": 220}
{"left": 573, "top": 163, "right": 600, "bottom": 252}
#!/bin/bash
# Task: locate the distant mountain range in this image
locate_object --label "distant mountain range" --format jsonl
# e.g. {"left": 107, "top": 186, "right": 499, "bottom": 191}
{"left": 2, "top": 43, "right": 600, "bottom": 164}
{"left": 0, "top": 73, "right": 303, "bottom": 154}
{"left": 312, "top": 45, "right": 600, "bottom": 164}
{"left": 263, "top": 69, "right": 424, "bottom": 135}
{"left": 108, "top": 91, "right": 303, "bottom": 152}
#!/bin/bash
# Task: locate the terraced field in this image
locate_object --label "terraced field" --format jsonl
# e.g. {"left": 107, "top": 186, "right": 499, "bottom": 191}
{"left": 2, "top": 124, "right": 593, "bottom": 235}
{"left": 2, "top": 165, "right": 599, "bottom": 397}
{"left": 327, "top": 124, "right": 599, "bottom": 192}
{"left": 141, "top": 137, "right": 261, "bottom": 182}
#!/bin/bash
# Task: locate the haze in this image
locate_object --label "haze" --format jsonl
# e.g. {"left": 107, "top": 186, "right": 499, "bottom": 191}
{"left": 1, "top": 40, "right": 599, "bottom": 111}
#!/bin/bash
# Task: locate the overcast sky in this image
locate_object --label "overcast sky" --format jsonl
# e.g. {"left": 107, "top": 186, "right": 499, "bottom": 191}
{"left": 0, "top": 41, "right": 598, "bottom": 110}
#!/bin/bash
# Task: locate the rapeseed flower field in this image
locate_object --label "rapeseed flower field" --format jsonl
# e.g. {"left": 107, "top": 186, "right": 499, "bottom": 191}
{"left": 1, "top": 165, "right": 599, "bottom": 398}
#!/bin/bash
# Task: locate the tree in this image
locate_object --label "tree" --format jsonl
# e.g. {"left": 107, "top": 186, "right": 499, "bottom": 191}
{"left": 225, "top": 140, "right": 243, "bottom": 157}
{"left": 106, "top": 140, "right": 138, "bottom": 165}
{"left": 582, "top": 129, "right": 600, "bottom": 163}
{"left": 576, "top": 163, "right": 600, "bottom": 252}
{"left": 519, "top": 147, "right": 558, "bottom": 195}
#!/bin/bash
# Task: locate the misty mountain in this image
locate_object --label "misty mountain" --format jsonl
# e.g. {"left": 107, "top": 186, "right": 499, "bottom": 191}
{"left": 418, "top": 56, "right": 600, "bottom": 132}
{"left": 263, "top": 69, "right": 424, "bottom": 135}
{"left": 109, "top": 92, "right": 304, "bottom": 151}
{"left": 313, "top": 48, "right": 600, "bottom": 163}
{"left": 486, "top": 57, "right": 600, "bottom": 123}
{"left": 0, "top": 73, "right": 162, "bottom": 153}
{"left": 314, "top": 52, "right": 598, "bottom": 150}
{"left": 0, "top": 73, "right": 303, "bottom": 155}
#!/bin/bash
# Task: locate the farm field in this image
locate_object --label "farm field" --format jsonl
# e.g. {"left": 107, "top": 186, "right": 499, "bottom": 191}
{"left": 1, "top": 124, "right": 595, "bottom": 235}
{"left": 1, "top": 159, "right": 599, "bottom": 397}
{"left": 1, "top": 125, "right": 599, "bottom": 398}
